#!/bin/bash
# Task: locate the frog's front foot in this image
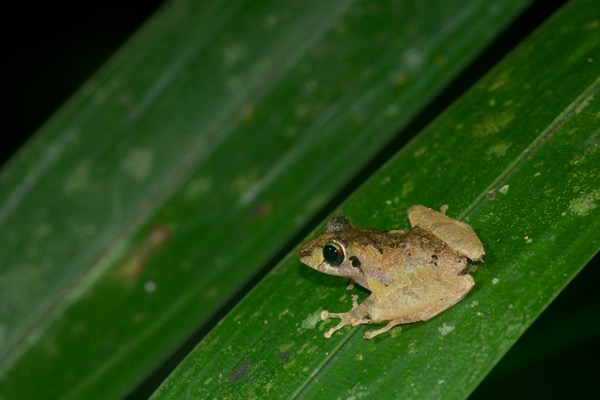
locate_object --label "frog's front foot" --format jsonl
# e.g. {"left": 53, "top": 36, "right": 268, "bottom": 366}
{"left": 321, "top": 314, "right": 351, "bottom": 338}
{"left": 321, "top": 295, "right": 370, "bottom": 338}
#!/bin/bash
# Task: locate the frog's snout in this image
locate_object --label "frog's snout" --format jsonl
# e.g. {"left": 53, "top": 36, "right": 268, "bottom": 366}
{"left": 298, "top": 244, "right": 312, "bottom": 260}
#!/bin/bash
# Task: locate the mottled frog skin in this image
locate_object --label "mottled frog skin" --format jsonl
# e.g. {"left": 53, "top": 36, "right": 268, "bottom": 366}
{"left": 298, "top": 205, "right": 484, "bottom": 339}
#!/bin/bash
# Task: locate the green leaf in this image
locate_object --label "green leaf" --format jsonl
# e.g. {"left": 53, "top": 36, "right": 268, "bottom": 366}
{"left": 0, "top": 0, "right": 534, "bottom": 399}
{"left": 473, "top": 262, "right": 600, "bottom": 397}
{"left": 151, "top": 1, "right": 599, "bottom": 399}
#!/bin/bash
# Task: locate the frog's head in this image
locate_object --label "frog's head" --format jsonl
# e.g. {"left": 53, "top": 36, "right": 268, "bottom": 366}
{"left": 298, "top": 216, "right": 379, "bottom": 288}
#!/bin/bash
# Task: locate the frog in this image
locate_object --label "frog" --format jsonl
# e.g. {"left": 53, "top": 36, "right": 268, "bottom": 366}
{"left": 297, "top": 205, "right": 485, "bottom": 339}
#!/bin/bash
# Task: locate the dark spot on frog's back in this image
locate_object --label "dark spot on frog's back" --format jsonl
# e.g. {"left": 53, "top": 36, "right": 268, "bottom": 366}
{"left": 375, "top": 243, "right": 384, "bottom": 254}
{"left": 229, "top": 360, "right": 252, "bottom": 384}
{"left": 366, "top": 239, "right": 384, "bottom": 254}
{"left": 431, "top": 254, "right": 438, "bottom": 267}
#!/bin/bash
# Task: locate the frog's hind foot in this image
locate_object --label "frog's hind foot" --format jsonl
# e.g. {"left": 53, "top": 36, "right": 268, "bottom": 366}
{"left": 364, "top": 320, "right": 403, "bottom": 340}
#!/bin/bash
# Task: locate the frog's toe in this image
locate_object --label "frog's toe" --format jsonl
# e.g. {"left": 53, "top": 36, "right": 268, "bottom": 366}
{"left": 350, "top": 294, "right": 360, "bottom": 309}
{"left": 349, "top": 317, "right": 371, "bottom": 326}
{"left": 321, "top": 310, "right": 345, "bottom": 320}
{"left": 323, "top": 319, "right": 350, "bottom": 338}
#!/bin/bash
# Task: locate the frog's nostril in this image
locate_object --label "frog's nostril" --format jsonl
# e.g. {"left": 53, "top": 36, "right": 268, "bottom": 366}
{"left": 298, "top": 246, "right": 312, "bottom": 259}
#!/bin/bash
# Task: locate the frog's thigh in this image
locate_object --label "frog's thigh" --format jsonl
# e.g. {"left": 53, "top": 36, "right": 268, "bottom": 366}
{"left": 366, "top": 274, "right": 474, "bottom": 324}
{"left": 408, "top": 205, "right": 484, "bottom": 261}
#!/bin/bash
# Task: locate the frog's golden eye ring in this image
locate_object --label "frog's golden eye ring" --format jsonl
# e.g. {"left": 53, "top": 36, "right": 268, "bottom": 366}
{"left": 323, "top": 242, "right": 344, "bottom": 266}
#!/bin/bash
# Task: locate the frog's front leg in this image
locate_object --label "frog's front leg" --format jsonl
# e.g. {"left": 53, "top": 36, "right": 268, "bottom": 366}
{"left": 321, "top": 294, "right": 371, "bottom": 338}
{"left": 345, "top": 280, "right": 355, "bottom": 291}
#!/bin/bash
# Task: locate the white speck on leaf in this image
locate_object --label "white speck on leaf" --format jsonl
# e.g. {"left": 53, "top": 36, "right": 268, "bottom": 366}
{"left": 385, "top": 104, "right": 399, "bottom": 116}
{"left": 473, "top": 110, "right": 515, "bottom": 136}
{"left": 33, "top": 224, "right": 51, "bottom": 240}
{"left": 221, "top": 45, "right": 246, "bottom": 66}
{"left": 402, "top": 180, "right": 414, "bottom": 197}
{"left": 499, "top": 185, "right": 510, "bottom": 195}
{"left": 568, "top": 190, "right": 598, "bottom": 216}
{"left": 64, "top": 161, "right": 91, "bottom": 195}
{"left": 121, "top": 148, "right": 154, "bottom": 182}
{"left": 263, "top": 13, "right": 279, "bottom": 27}
{"left": 300, "top": 310, "right": 322, "bottom": 331}
{"left": 144, "top": 281, "right": 156, "bottom": 293}
{"left": 407, "top": 340, "right": 417, "bottom": 354}
{"left": 185, "top": 177, "right": 212, "bottom": 200}
{"left": 346, "top": 383, "right": 369, "bottom": 399}
{"left": 413, "top": 146, "right": 428, "bottom": 157}
{"left": 438, "top": 323, "right": 455, "bottom": 336}
{"left": 402, "top": 47, "right": 425, "bottom": 71}
{"left": 486, "top": 142, "right": 512, "bottom": 157}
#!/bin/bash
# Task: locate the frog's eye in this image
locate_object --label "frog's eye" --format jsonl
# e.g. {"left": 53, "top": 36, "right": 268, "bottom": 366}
{"left": 323, "top": 242, "right": 344, "bottom": 266}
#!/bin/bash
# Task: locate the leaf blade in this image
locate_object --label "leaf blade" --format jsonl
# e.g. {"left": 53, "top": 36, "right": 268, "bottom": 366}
{"left": 151, "top": 1, "right": 600, "bottom": 398}
{"left": 0, "top": 0, "right": 536, "bottom": 398}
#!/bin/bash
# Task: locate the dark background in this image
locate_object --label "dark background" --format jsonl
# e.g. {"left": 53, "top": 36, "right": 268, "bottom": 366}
{"left": 2, "top": 0, "right": 165, "bottom": 167}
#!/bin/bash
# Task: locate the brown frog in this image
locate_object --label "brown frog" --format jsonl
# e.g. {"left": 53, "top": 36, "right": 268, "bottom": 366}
{"left": 298, "top": 205, "right": 484, "bottom": 339}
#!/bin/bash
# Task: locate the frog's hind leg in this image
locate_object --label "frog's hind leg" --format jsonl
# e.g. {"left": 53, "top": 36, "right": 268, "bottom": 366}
{"left": 407, "top": 205, "right": 484, "bottom": 261}
{"left": 363, "top": 272, "right": 475, "bottom": 339}
{"left": 364, "top": 320, "right": 403, "bottom": 339}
